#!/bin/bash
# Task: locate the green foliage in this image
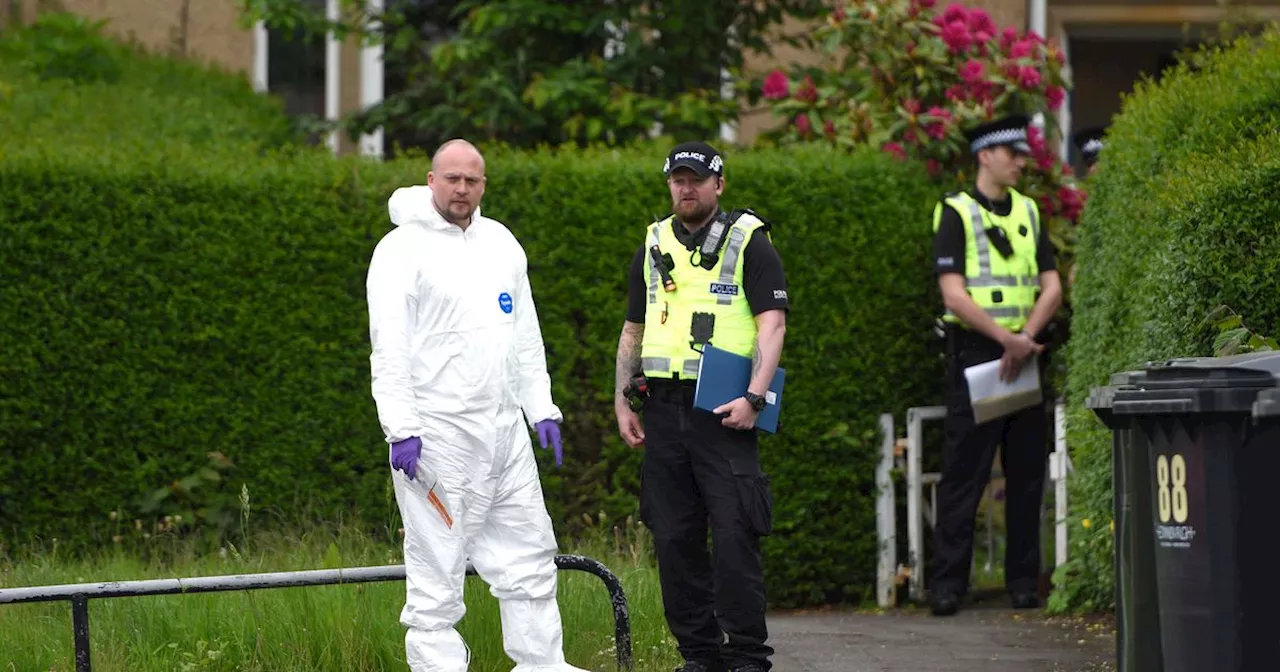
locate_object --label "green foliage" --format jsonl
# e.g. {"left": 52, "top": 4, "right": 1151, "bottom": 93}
{"left": 0, "top": 13, "right": 303, "bottom": 156}
{"left": 1206, "top": 305, "right": 1278, "bottom": 357}
{"left": 0, "top": 120, "right": 943, "bottom": 605}
{"left": 1053, "top": 28, "right": 1280, "bottom": 613}
{"left": 0, "top": 518, "right": 674, "bottom": 671}
{"left": 236, "top": 0, "right": 825, "bottom": 150}
{"left": 0, "top": 12, "right": 123, "bottom": 83}
{"left": 754, "top": 0, "right": 1082, "bottom": 331}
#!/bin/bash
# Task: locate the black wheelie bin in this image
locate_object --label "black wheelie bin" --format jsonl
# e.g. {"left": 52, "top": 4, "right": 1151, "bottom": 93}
{"left": 1087, "top": 350, "right": 1280, "bottom": 672}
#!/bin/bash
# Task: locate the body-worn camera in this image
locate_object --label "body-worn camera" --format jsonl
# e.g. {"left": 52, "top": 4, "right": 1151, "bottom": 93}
{"left": 622, "top": 373, "right": 649, "bottom": 412}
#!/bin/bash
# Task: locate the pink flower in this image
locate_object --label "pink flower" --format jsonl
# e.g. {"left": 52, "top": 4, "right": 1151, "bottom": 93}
{"left": 1027, "top": 125, "right": 1046, "bottom": 152}
{"left": 924, "top": 106, "right": 952, "bottom": 140}
{"left": 1045, "top": 85, "right": 1066, "bottom": 111}
{"left": 945, "top": 84, "right": 968, "bottom": 102}
{"left": 883, "top": 142, "right": 908, "bottom": 161}
{"left": 967, "top": 8, "right": 996, "bottom": 38}
{"left": 926, "top": 159, "right": 943, "bottom": 177}
{"left": 795, "top": 114, "right": 812, "bottom": 135}
{"left": 970, "top": 80, "right": 994, "bottom": 103}
{"left": 1017, "top": 65, "right": 1042, "bottom": 89}
{"left": 762, "top": 69, "right": 790, "bottom": 100}
{"left": 1058, "top": 186, "right": 1084, "bottom": 220}
{"left": 1010, "top": 39, "right": 1035, "bottom": 59}
{"left": 794, "top": 76, "right": 819, "bottom": 103}
{"left": 941, "top": 2, "right": 969, "bottom": 25}
{"left": 1038, "top": 195, "right": 1055, "bottom": 216}
{"left": 824, "top": 119, "right": 836, "bottom": 138}
{"left": 941, "top": 20, "right": 972, "bottom": 54}
{"left": 1000, "top": 27, "right": 1019, "bottom": 52}
{"left": 902, "top": 98, "right": 922, "bottom": 115}
{"left": 959, "top": 59, "right": 986, "bottom": 84}
{"left": 832, "top": 6, "right": 847, "bottom": 22}
{"left": 915, "top": 0, "right": 937, "bottom": 8}
{"left": 1036, "top": 153, "right": 1057, "bottom": 171}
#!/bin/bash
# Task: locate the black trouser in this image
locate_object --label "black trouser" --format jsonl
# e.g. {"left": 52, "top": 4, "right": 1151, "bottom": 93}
{"left": 930, "top": 334, "right": 1049, "bottom": 597}
{"left": 638, "top": 380, "right": 774, "bottom": 672}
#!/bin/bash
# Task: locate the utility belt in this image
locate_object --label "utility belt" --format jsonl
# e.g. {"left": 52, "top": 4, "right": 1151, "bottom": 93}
{"left": 623, "top": 373, "right": 696, "bottom": 410}
{"left": 937, "top": 320, "right": 1056, "bottom": 359}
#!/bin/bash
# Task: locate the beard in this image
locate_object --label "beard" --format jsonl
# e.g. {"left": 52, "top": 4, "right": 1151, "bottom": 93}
{"left": 675, "top": 200, "right": 715, "bottom": 225}
{"left": 435, "top": 198, "right": 475, "bottom": 224}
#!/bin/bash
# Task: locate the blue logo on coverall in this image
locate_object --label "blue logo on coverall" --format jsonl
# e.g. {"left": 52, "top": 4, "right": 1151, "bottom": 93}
{"left": 498, "top": 292, "right": 513, "bottom": 313}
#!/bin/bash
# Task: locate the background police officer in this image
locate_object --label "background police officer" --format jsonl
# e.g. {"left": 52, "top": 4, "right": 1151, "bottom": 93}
{"left": 1073, "top": 126, "right": 1106, "bottom": 178}
{"left": 929, "top": 115, "right": 1063, "bottom": 617}
{"left": 613, "top": 141, "right": 789, "bottom": 672}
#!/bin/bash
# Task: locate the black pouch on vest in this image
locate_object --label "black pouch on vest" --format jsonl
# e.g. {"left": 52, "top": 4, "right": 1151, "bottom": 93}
{"left": 985, "top": 226, "right": 1015, "bottom": 258}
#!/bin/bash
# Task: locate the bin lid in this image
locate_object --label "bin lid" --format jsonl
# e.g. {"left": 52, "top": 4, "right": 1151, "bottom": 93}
{"left": 1084, "top": 370, "right": 1143, "bottom": 411}
{"left": 1086, "top": 351, "right": 1280, "bottom": 415}
{"left": 1254, "top": 388, "right": 1280, "bottom": 418}
{"left": 1134, "top": 351, "right": 1280, "bottom": 389}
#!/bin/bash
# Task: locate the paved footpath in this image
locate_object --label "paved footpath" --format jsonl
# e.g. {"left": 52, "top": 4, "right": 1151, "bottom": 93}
{"left": 767, "top": 595, "right": 1116, "bottom": 672}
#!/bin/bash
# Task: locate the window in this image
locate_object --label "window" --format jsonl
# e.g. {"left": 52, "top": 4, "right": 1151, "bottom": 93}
{"left": 266, "top": 0, "right": 327, "bottom": 121}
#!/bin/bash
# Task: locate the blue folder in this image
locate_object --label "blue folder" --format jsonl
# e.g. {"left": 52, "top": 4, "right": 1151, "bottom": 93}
{"left": 692, "top": 344, "right": 786, "bottom": 434}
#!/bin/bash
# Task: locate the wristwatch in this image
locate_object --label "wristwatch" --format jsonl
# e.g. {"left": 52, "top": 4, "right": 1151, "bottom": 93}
{"left": 743, "top": 392, "right": 767, "bottom": 412}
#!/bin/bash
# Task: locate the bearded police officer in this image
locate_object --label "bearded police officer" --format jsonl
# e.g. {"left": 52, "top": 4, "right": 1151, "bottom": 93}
{"left": 613, "top": 142, "right": 789, "bottom": 672}
{"left": 928, "top": 115, "right": 1063, "bottom": 617}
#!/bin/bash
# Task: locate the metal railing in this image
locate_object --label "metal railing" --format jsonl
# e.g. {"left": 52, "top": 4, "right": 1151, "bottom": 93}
{"left": 0, "top": 553, "right": 633, "bottom": 672}
{"left": 879, "top": 399, "right": 1072, "bottom": 605}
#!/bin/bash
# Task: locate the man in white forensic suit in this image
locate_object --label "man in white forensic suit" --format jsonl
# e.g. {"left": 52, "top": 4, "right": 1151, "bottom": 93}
{"left": 366, "top": 138, "right": 590, "bottom": 672}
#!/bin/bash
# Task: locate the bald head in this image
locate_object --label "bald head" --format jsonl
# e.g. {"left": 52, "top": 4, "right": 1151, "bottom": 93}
{"left": 427, "top": 138, "right": 487, "bottom": 227}
{"left": 431, "top": 138, "right": 485, "bottom": 173}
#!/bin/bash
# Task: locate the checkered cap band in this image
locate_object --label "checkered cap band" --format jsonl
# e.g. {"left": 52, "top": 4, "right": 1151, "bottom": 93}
{"left": 1082, "top": 138, "right": 1103, "bottom": 155}
{"left": 970, "top": 127, "right": 1028, "bottom": 153}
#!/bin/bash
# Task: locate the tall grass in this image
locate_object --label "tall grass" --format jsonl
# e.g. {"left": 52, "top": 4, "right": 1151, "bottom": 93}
{"left": 0, "top": 505, "right": 680, "bottom": 671}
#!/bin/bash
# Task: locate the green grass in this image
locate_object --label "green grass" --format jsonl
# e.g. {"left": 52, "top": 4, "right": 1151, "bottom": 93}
{"left": 0, "top": 517, "right": 681, "bottom": 671}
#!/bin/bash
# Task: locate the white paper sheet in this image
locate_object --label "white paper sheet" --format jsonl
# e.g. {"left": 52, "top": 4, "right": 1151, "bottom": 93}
{"left": 964, "top": 357, "right": 1043, "bottom": 424}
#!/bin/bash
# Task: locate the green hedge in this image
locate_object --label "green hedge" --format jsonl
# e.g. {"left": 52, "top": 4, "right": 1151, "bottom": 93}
{"left": 0, "top": 139, "right": 942, "bottom": 607}
{"left": 1052, "top": 30, "right": 1280, "bottom": 612}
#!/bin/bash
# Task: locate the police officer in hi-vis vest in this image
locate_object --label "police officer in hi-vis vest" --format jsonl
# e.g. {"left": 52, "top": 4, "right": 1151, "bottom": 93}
{"left": 613, "top": 142, "right": 789, "bottom": 672}
{"left": 929, "top": 114, "right": 1063, "bottom": 617}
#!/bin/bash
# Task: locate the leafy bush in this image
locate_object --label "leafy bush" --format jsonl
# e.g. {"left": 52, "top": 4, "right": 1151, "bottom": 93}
{"left": 0, "top": 128, "right": 946, "bottom": 605}
{"left": 0, "top": 12, "right": 124, "bottom": 83}
{"left": 0, "top": 13, "right": 302, "bottom": 156}
{"left": 1051, "top": 29, "right": 1280, "bottom": 612}
{"left": 753, "top": 1, "right": 1082, "bottom": 272}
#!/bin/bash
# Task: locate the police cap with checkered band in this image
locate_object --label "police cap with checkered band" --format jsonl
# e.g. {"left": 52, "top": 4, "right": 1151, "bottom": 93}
{"left": 963, "top": 114, "right": 1032, "bottom": 155}
{"left": 1073, "top": 126, "right": 1106, "bottom": 166}
{"left": 663, "top": 141, "right": 724, "bottom": 178}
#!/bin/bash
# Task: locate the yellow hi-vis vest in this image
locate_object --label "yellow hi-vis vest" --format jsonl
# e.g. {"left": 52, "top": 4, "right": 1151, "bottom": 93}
{"left": 932, "top": 188, "right": 1041, "bottom": 332}
{"left": 640, "top": 211, "right": 767, "bottom": 379}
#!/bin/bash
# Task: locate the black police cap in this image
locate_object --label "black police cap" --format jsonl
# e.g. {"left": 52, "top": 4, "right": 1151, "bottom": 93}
{"left": 963, "top": 114, "right": 1032, "bottom": 155}
{"left": 1073, "top": 126, "right": 1107, "bottom": 166}
{"left": 663, "top": 141, "right": 724, "bottom": 178}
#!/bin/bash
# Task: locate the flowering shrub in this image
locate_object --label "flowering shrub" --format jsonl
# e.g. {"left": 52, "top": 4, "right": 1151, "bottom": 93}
{"left": 758, "top": 0, "right": 1085, "bottom": 248}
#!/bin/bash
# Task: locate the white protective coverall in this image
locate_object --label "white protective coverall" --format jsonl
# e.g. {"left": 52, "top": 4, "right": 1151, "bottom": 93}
{"left": 367, "top": 185, "right": 587, "bottom": 672}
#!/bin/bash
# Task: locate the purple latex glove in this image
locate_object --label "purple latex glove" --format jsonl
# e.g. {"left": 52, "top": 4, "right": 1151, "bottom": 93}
{"left": 535, "top": 419, "right": 563, "bottom": 467}
{"left": 391, "top": 437, "right": 422, "bottom": 480}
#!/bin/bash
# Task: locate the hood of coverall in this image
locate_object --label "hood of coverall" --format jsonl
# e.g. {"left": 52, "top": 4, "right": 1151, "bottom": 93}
{"left": 388, "top": 185, "right": 482, "bottom": 231}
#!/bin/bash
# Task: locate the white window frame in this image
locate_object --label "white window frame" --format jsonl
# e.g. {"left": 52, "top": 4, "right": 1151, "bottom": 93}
{"left": 251, "top": 0, "right": 385, "bottom": 158}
